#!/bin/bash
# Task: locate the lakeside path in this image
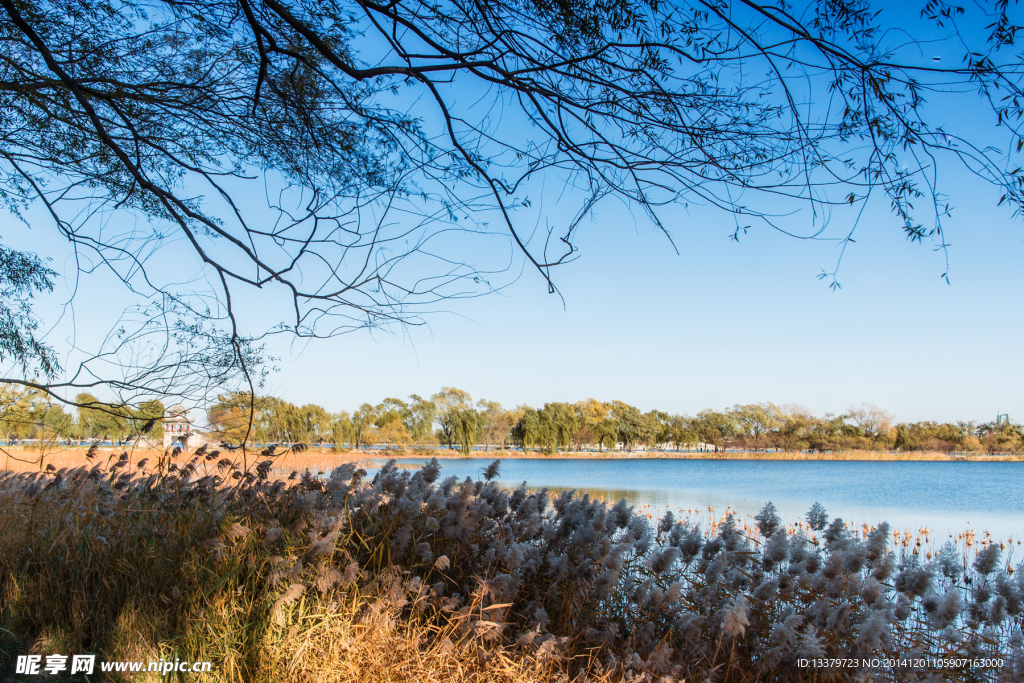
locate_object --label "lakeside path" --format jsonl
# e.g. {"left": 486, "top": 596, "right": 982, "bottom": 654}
{"left": 3, "top": 445, "right": 1023, "bottom": 473}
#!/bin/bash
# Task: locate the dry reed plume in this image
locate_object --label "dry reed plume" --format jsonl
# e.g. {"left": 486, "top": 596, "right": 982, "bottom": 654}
{"left": 4, "top": 445, "right": 1022, "bottom": 480}
{"left": 0, "top": 450, "right": 1021, "bottom": 682}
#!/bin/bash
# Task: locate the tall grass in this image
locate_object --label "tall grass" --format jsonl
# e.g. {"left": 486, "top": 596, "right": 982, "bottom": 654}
{"left": 0, "top": 453, "right": 1021, "bottom": 682}
{"left": 3, "top": 445, "right": 1022, "bottom": 479}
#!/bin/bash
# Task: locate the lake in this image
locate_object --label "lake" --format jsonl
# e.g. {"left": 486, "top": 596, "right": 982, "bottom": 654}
{"left": 347, "top": 457, "right": 1024, "bottom": 551}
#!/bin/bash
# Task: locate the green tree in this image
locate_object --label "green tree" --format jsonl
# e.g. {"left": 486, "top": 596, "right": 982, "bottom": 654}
{"left": 536, "top": 402, "right": 579, "bottom": 452}
{"left": 512, "top": 407, "right": 542, "bottom": 452}
{"left": 258, "top": 397, "right": 299, "bottom": 443}
{"left": 432, "top": 388, "right": 472, "bottom": 450}
{"left": 807, "top": 413, "right": 849, "bottom": 453}
{"left": 450, "top": 407, "right": 480, "bottom": 455}
{"left": 75, "top": 392, "right": 131, "bottom": 444}
{"left": 694, "top": 410, "right": 737, "bottom": 453}
{"left": 643, "top": 411, "right": 670, "bottom": 450}
{"left": 376, "top": 398, "right": 409, "bottom": 428}
{"left": 668, "top": 414, "right": 698, "bottom": 452}
{"left": 731, "top": 403, "right": 783, "bottom": 452}
{"left": 208, "top": 392, "right": 266, "bottom": 446}
{"left": 573, "top": 399, "right": 607, "bottom": 451}
{"left": 1, "top": 385, "right": 35, "bottom": 442}
{"left": 977, "top": 421, "right": 1023, "bottom": 454}
{"left": 40, "top": 402, "right": 73, "bottom": 443}
{"left": 330, "top": 413, "right": 355, "bottom": 451}
{"left": 300, "top": 404, "right": 332, "bottom": 447}
{"left": 406, "top": 395, "right": 437, "bottom": 444}
{"left": 645, "top": 410, "right": 672, "bottom": 449}
{"left": 378, "top": 420, "right": 412, "bottom": 450}
{"left": 595, "top": 418, "right": 620, "bottom": 452}
{"left": 0, "top": 385, "right": 75, "bottom": 444}
{"left": 609, "top": 401, "right": 647, "bottom": 452}
{"left": 0, "top": 247, "right": 59, "bottom": 380}
{"left": 477, "top": 399, "right": 516, "bottom": 451}
{"left": 847, "top": 403, "right": 895, "bottom": 449}
{"left": 352, "top": 404, "right": 379, "bottom": 449}
{"left": 134, "top": 400, "right": 165, "bottom": 444}
{"left": 774, "top": 405, "right": 814, "bottom": 452}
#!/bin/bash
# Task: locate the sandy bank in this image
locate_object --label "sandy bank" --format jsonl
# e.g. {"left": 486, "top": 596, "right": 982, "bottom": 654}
{"left": 2, "top": 444, "right": 1021, "bottom": 474}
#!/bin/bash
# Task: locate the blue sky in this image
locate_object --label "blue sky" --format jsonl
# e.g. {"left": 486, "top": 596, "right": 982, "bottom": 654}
{"left": 249, "top": 4, "right": 1024, "bottom": 423}
{"left": 10, "top": 109, "right": 1022, "bottom": 425}
{"left": 231, "top": 1, "right": 1024, "bottom": 423}
{"left": 251, "top": 163, "right": 1024, "bottom": 424}
{"left": 6, "top": 0, "right": 1024, "bottom": 424}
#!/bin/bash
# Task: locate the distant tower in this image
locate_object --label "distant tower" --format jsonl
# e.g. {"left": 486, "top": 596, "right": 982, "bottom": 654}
{"left": 163, "top": 404, "right": 196, "bottom": 449}
{"left": 997, "top": 413, "right": 1010, "bottom": 426}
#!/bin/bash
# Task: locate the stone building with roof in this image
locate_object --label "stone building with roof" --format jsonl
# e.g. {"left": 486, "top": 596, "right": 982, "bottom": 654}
{"left": 163, "top": 404, "right": 208, "bottom": 450}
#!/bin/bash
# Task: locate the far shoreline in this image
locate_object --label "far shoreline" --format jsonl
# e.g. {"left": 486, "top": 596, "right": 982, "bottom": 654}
{"left": 3, "top": 444, "right": 1023, "bottom": 473}
{"left": 355, "top": 449, "right": 1024, "bottom": 462}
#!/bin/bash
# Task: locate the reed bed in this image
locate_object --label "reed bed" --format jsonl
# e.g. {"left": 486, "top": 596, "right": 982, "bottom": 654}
{"left": 619, "top": 502, "right": 1021, "bottom": 566}
{"left": 3, "top": 445, "right": 1023, "bottom": 477}
{"left": 0, "top": 451, "right": 1021, "bottom": 682}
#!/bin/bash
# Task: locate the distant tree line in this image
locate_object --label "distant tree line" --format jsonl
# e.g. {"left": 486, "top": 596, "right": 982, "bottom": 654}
{"left": 0, "top": 386, "right": 164, "bottom": 445}
{"left": 203, "top": 391, "right": 1023, "bottom": 455}
{"left": 3, "top": 382, "right": 1020, "bottom": 454}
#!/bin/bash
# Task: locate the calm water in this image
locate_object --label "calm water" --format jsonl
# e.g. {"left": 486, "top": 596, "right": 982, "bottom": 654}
{"left": 346, "top": 458, "right": 1024, "bottom": 547}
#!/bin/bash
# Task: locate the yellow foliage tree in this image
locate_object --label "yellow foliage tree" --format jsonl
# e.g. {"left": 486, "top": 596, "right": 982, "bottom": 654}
{"left": 377, "top": 421, "right": 411, "bottom": 450}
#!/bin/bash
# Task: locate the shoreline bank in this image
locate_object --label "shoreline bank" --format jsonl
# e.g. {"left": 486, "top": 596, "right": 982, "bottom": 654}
{"left": 3, "top": 445, "right": 1023, "bottom": 474}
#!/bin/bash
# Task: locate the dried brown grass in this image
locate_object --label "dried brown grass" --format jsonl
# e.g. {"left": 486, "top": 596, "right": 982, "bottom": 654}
{"left": 0, "top": 457, "right": 611, "bottom": 683}
{"left": 259, "top": 604, "right": 573, "bottom": 683}
{"left": 1, "top": 454, "right": 1020, "bottom": 683}
{"left": 3, "top": 445, "right": 1019, "bottom": 478}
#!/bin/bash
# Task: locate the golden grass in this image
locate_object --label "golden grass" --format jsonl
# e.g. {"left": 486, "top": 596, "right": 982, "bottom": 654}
{"left": 1, "top": 455, "right": 1019, "bottom": 683}
{"left": 256, "top": 603, "right": 575, "bottom": 683}
{"left": 3, "top": 444, "right": 1020, "bottom": 478}
{"left": 0, "top": 445, "right": 363, "bottom": 474}
{"left": 0, "top": 460, "right": 608, "bottom": 683}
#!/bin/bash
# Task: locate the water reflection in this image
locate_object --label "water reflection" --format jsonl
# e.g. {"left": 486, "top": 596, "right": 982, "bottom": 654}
{"left": 273, "top": 457, "right": 1024, "bottom": 556}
